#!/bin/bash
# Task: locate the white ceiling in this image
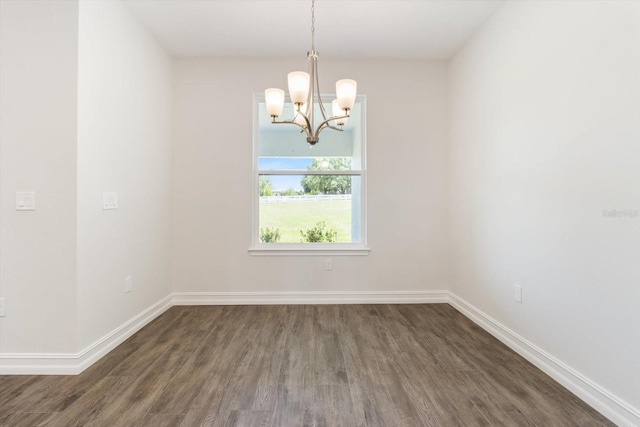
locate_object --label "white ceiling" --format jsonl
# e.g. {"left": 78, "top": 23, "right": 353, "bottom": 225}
{"left": 124, "top": 0, "right": 503, "bottom": 59}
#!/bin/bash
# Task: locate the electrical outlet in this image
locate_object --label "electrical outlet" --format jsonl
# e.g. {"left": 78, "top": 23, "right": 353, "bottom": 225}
{"left": 514, "top": 285, "right": 522, "bottom": 303}
{"left": 125, "top": 276, "right": 132, "bottom": 293}
{"left": 324, "top": 258, "right": 332, "bottom": 271}
{"left": 0, "top": 298, "right": 6, "bottom": 317}
{"left": 103, "top": 192, "right": 118, "bottom": 210}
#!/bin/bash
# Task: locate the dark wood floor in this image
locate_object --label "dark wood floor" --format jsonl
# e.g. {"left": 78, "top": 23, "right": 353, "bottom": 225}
{"left": 1, "top": 304, "right": 614, "bottom": 426}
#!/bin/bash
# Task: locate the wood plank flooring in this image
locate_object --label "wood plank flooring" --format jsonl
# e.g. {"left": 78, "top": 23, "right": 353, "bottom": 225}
{"left": 0, "top": 304, "right": 614, "bottom": 426}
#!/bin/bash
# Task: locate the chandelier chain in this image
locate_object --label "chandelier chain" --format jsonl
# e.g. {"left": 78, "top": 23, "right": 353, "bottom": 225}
{"left": 311, "top": 0, "right": 315, "bottom": 51}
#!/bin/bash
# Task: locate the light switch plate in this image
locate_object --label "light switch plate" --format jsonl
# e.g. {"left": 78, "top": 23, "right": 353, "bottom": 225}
{"left": 102, "top": 192, "right": 118, "bottom": 210}
{"left": 16, "top": 192, "right": 35, "bottom": 210}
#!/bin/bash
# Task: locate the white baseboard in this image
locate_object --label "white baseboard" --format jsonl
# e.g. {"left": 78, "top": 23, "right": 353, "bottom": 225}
{"left": 0, "top": 353, "right": 82, "bottom": 376}
{"left": 447, "top": 292, "right": 639, "bottom": 427}
{"left": 0, "top": 295, "right": 172, "bottom": 375}
{"left": 172, "top": 290, "right": 450, "bottom": 305}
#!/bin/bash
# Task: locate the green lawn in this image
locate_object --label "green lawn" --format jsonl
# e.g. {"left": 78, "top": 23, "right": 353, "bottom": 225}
{"left": 259, "top": 199, "right": 352, "bottom": 242}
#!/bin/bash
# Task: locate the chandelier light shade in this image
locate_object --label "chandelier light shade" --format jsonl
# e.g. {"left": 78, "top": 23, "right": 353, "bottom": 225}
{"left": 264, "top": 0, "right": 357, "bottom": 145}
{"left": 336, "top": 79, "right": 357, "bottom": 110}
{"left": 265, "top": 88, "right": 285, "bottom": 118}
{"left": 287, "top": 72, "right": 311, "bottom": 105}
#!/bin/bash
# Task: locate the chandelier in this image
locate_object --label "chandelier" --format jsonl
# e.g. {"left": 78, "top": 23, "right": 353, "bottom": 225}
{"left": 264, "top": 0, "right": 357, "bottom": 146}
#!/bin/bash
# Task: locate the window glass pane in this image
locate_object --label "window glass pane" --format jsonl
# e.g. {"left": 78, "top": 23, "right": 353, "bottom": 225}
{"left": 258, "top": 157, "right": 353, "bottom": 171}
{"left": 258, "top": 100, "right": 362, "bottom": 165}
{"left": 259, "top": 175, "right": 362, "bottom": 243}
{"left": 258, "top": 157, "right": 314, "bottom": 171}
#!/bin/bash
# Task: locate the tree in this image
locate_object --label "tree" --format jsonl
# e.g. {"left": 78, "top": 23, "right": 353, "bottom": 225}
{"left": 300, "top": 158, "right": 352, "bottom": 195}
{"left": 259, "top": 177, "right": 273, "bottom": 196}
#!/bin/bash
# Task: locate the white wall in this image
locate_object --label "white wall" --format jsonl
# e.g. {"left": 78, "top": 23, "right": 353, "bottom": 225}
{"left": 0, "top": 0, "right": 79, "bottom": 354}
{"left": 173, "top": 59, "right": 449, "bottom": 294}
{"left": 77, "top": 0, "right": 173, "bottom": 349}
{"left": 449, "top": 0, "right": 640, "bottom": 414}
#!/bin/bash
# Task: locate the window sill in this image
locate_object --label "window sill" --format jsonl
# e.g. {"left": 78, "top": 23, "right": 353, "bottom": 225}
{"left": 248, "top": 245, "right": 370, "bottom": 256}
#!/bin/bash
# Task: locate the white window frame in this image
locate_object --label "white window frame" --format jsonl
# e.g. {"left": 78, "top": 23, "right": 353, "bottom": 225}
{"left": 249, "top": 93, "right": 369, "bottom": 256}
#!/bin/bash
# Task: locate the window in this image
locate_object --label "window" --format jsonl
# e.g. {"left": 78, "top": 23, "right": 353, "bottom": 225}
{"left": 250, "top": 94, "right": 368, "bottom": 255}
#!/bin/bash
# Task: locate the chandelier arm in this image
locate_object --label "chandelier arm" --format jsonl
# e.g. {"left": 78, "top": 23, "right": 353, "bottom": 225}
{"left": 323, "top": 123, "right": 345, "bottom": 133}
{"left": 315, "top": 124, "right": 338, "bottom": 136}
{"left": 315, "top": 114, "right": 350, "bottom": 135}
{"left": 296, "top": 110, "right": 313, "bottom": 135}
{"left": 270, "top": 118, "right": 311, "bottom": 135}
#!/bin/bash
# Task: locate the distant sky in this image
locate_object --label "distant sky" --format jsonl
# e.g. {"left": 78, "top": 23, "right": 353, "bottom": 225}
{"left": 259, "top": 157, "right": 314, "bottom": 191}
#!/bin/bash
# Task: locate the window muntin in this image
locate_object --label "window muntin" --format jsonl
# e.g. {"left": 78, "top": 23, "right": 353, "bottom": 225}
{"left": 252, "top": 94, "right": 366, "bottom": 251}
